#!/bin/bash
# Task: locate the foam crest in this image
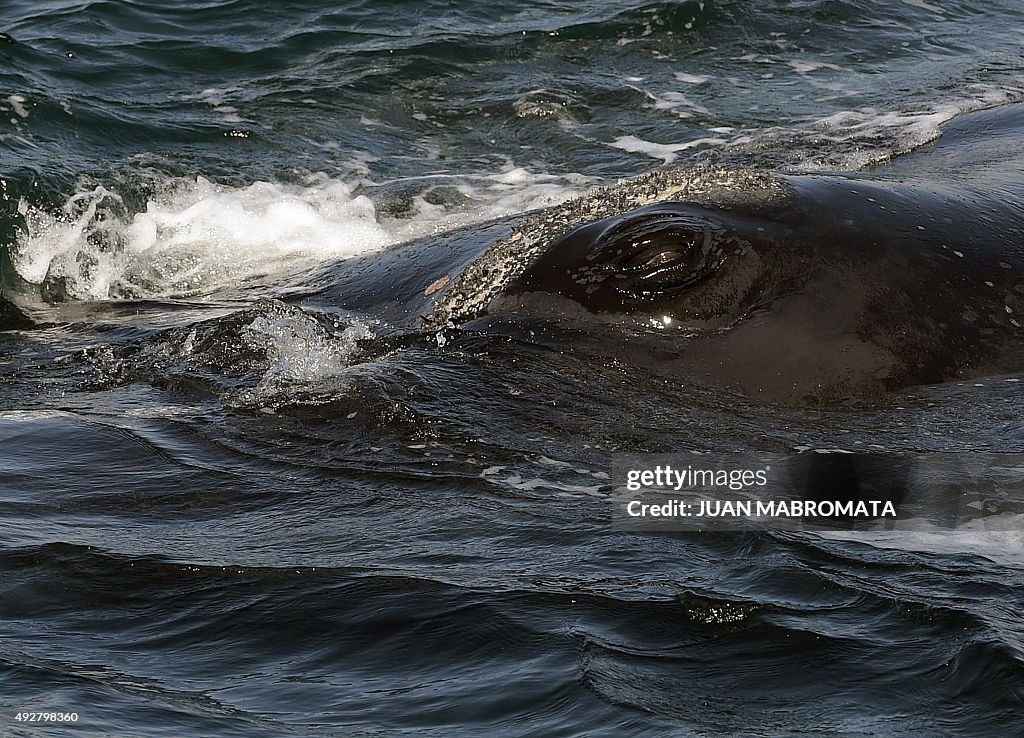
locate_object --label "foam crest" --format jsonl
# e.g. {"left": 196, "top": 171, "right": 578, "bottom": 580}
{"left": 798, "top": 86, "right": 1024, "bottom": 170}
{"left": 10, "top": 168, "right": 588, "bottom": 303}
{"left": 12, "top": 177, "right": 392, "bottom": 301}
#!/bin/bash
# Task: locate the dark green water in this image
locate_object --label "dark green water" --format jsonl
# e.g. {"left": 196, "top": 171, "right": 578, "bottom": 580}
{"left": 2, "top": 1, "right": 1024, "bottom": 736}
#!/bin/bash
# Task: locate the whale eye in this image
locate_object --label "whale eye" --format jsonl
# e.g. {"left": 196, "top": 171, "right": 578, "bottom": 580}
{"left": 598, "top": 216, "right": 726, "bottom": 298}
{"left": 624, "top": 246, "right": 685, "bottom": 270}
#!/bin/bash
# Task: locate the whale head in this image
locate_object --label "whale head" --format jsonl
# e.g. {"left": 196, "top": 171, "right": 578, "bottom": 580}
{"left": 424, "top": 166, "right": 1024, "bottom": 404}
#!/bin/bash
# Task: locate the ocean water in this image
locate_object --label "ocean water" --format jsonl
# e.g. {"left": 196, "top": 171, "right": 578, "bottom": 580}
{"left": 2, "top": 1, "right": 1024, "bottom": 736}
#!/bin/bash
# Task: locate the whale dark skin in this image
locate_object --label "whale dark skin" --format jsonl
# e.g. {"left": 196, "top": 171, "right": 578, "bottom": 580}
{"left": 495, "top": 175, "right": 1024, "bottom": 403}
{"left": 414, "top": 103, "right": 1024, "bottom": 405}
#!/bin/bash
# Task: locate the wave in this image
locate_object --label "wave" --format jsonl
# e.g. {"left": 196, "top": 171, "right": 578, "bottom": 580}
{"left": 1, "top": 168, "right": 585, "bottom": 304}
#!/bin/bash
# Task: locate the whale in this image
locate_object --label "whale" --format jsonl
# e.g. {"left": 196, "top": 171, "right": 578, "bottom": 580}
{"left": 408, "top": 103, "right": 1024, "bottom": 405}
{"left": 8, "top": 104, "right": 1024, "bottom": 407}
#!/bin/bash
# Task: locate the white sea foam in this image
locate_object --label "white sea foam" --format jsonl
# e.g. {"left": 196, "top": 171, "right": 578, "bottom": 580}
{"left": 901, "top": 0, "right": 944, "bottom": 15}
{"left": 618, "top": 70, "right": 1023, "bottom": 174}
{"left": 819, "top": 521, "right": 1024, "bottom": 566}
{"left": 798, "top": 85, "right": 1024, "bottom": 170}
{"left": 788, "top": 60, "right": 841, "bottom": 75}
{"left": 673, "top": 72, "right": 712, "bottom": 85}
{"left": 11, "top": 166, "right": 589, "bottom": 302}
{"left": 647, "top": 90, "right": 712, "bottom": 117}
{"left": 4, "top": 94, "right": 29, "bottom": 119}
{"left": 610, "top": 134, "right": 727, "bottom": 164}
{"left": 194, "top": 87, "right": 244, "bottom": 124}
{"left": 13, "top": 178, "right": 393, "bottom": 300}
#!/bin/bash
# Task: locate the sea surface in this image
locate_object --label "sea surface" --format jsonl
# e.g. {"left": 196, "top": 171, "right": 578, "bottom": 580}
{"left": 2, "top": 1, "right": 1024, "bottom": 736}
